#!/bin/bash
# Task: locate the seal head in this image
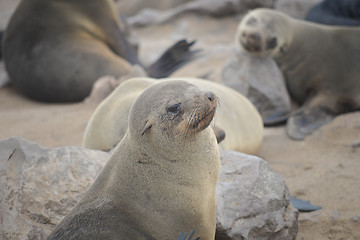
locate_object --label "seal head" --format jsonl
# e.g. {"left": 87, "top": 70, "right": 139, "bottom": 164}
{"left": 235, "top": 9, "right": 292, "bottom": 58}
{"left": 129, "top": 80, "right": 217, "bottom": 161}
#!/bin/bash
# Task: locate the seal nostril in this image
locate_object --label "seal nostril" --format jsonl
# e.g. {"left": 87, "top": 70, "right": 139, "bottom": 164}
{"left": 206, "top": 92, "right": 215, "bottom": 101}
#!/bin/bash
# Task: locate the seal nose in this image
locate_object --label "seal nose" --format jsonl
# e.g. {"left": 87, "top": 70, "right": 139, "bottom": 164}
{"left": 205, "top": 91, "right": 215, "bottom": 101}
{"left": 242, "top": 31, "right": 261, "bottom": 41}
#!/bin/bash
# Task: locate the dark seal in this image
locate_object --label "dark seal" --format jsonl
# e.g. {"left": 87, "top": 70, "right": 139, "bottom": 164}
{"left": 2, "top": 0, "right": 197, "bottom": 102}
{"left": 306, "top": 0, "right": 360, "bottom": 26}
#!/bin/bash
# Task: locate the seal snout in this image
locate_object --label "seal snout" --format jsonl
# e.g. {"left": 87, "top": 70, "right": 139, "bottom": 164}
{"left": 239, "top": 30, "right": 263, "bottom": 53}
{"left": 184, "top": 91, "right": 218, "bottom": 135}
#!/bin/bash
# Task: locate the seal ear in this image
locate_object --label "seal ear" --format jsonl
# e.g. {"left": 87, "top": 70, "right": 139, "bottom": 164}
{"left": 142, "top": 120, "right": 153, "bottom": 136}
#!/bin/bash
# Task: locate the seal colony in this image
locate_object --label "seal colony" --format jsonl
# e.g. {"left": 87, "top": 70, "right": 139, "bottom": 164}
{"left": 48, "top": 80, "right": 220, "bottom": 239}
{"left": 83, "top": 77, "right": 263, "bottom": 154}
{"left": 236, "top": 8, "right": 360, "bottom": 140}
{"left": 2, "top": 0, "right": 197, "bottom": 102}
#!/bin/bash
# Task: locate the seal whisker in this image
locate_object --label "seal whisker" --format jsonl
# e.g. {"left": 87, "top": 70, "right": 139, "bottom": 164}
{"left": 184, "top": 109, "right": 196, "bottom": 138}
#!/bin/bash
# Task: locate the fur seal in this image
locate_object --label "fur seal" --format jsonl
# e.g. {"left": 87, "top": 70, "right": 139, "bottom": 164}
{"left": 83, "top": 77, "right": 263, "bottom": 154}
{"left": 2, "top": 0, "right": 197, "bottom": 102}
{"left": 236, "top": 8, "right": 360, "bottom": 140}
{"left": 48, "top": 80, "right": 220, "bottom": 239}
{"left": 306, "top": 0, "right": 360, "bottom": 26}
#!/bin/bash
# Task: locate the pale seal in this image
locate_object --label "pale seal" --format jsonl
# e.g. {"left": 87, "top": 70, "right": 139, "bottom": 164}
{"left": 2, "top": 0, "right": 196, "bottom": 102}
{"left": 83, "top": 77, "right": 263, "bottom": 154}
{"left": 48, "top": 80, "right": 220, "bottom": 239}
{"left": 236, "top": 8, "right": 360, "bottom": 140}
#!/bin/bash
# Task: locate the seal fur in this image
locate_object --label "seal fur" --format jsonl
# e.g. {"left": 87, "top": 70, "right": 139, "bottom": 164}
{"left": 83, "top": 77, "right": 263, "bottom": 154}
{"left": 236, "top": 8, "right": 360, "bottom": 139}
{"left": 2, "top": 0, "right": 197, "bottom": 102}
{"left": 48, "top": 80, "right": 220, "bottom": 239}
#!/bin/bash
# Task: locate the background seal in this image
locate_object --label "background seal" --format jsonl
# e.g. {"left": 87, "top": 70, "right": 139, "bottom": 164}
{"left": 236, "top": 8, "right": 360, "bottom": 140}
{"left": 83, "top": 77, "right": 264, "bottom": 155}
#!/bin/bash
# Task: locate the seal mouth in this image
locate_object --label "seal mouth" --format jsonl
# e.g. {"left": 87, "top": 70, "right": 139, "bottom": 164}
{"left": 185, "top": 102, "right": 217, "bottom": 136}
{"left": 240, "top": 38, "right": 262, "bottom": 53}
{"left": 239, "top": 31, "right": 263, "bottom": 53}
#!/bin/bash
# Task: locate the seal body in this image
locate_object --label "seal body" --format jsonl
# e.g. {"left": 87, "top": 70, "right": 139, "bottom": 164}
{"left": 48, "top": 80, "right": 220, "bottom": 239}
{"left": 306, "top": 0, "right": 360, "bottom": 26}
{"left": 83, "top": 77, "right": 263, "bottom": 154}
{"left": 236, "top": 8, "right": 360, "bottom": 139}
{"left": 2, "top": 0, "right": 196, "bottom": 102}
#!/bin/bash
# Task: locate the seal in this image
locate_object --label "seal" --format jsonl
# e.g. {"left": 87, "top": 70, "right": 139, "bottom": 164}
{"left": 83, "top": 77, "right": 263, "bottom": 154}
{"left": 236, "top": 8, "right": 360, "bottom": 140}
{"left": 306, "top": 0, "right": 360, "bottom": 26}
{"left": 2, "top": 0, "right": 197, "bottom": 102}
{"left": 48, "top": 80, "right": 220, "bottom": 239}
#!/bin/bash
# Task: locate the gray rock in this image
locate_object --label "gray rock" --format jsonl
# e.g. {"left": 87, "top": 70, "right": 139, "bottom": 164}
{"left": 127, "top": 0, "right": 276, "bottom": 26}
{"left": 0, "top": 138, "right": 297, "bottom": 239}
{"left": 0, "top": 61, "right": 10, "bottom": 88}
{"left": 0, "top": 137, "right": 109, "bottom": 239}
{"left": 221, "top": 51, "right": 291, "bottom": 124}
{"left": 216, "top": 151, "right": 298, "bottom": 240}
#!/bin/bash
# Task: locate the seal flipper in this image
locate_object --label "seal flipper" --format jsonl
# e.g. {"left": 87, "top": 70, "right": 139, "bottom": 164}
{"left": 212, "top": 126, "right": 226, "bottom": 144}
{"left": 178, "top": 230, "right": 200, "bottom": 240}
{"left": 290, "top": 196, "right": 322, "bottom": 212}
{"left": 146, "top": 39, "right": 200, "bottom": 78}
{"left": 263, "top": 110, "right": 290, "bottom": 126}
{"left": 286, "top": 106, "right": 334, "bottom": 140}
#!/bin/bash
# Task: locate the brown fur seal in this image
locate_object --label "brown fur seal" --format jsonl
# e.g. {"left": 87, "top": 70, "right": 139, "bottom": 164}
{"left": 48, "top": 80, "right": 220, "bottom": 239}
{"left": 2, "top": 0, "right": 197, "bottom": 102}
{"left": 236, "top": 8, "right": 360, "bottom": 140}
{"left": 83, "top": 77, "right": 263, "bottom": 154}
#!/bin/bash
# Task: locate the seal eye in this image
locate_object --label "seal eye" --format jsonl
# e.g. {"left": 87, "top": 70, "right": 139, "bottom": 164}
{"left": 167, "top": 103, "right": 181, "bottom": 115}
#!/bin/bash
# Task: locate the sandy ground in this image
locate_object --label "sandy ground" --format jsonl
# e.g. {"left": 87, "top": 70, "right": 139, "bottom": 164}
{"left": 1, "top": 2, "right": 360, "bottom": 240}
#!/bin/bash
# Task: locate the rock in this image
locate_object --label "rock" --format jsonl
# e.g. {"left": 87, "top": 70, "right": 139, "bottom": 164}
{"left": 0, "top": 61, "right": 10, "bottom": 88}
{"left": 0, "top": 137, "right": 298, "bottom": 239}
{"left": 216, "top": 151, "right": 298, "bottom": 240}
{"left": 127, "top": 0, "right": 277, "bottom": 27}
{"left": 0, "top": 137, "right": 110, "bottom": 239}
{"left": 115, "top": 0, "right": 193, "bottom": 17}
{"left": 221, "top": 51, "right": 291, "bottom": 123}
{"left": 172, "top": 45, "right": 237, "bottom": 83}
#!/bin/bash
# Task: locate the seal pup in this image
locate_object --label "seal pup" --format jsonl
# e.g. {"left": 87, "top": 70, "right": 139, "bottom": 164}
{"left": 236, "top": 8, "right": 360, "bottom": 140}
{"left": 48, "top": 80, "right": 220, "bottom": 239}
{"left": 83, "top": 77, "right": 263, "bottom": 154}
{"left": 2, "top": 0, "right": 197, "bottom": 102}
